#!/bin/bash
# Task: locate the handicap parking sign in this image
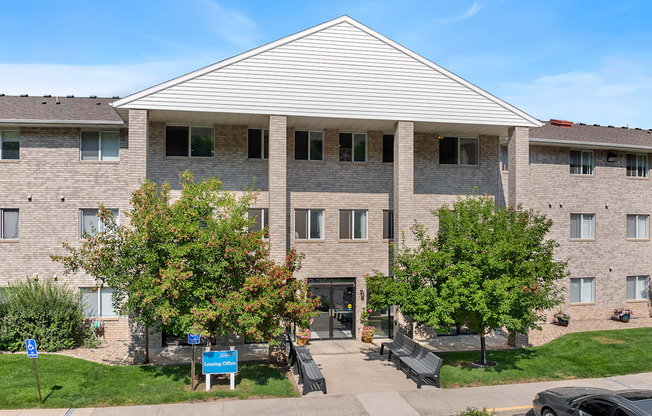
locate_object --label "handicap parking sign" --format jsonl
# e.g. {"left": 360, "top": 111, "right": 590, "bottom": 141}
{"left": 25, "top": 339, "right": 38, "bottom": 358}
{"left": 188, "top": 334, "right": 200, "bottom": 345}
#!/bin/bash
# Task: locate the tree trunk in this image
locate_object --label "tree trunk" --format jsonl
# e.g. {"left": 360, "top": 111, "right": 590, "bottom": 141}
{"left": 480, "top": 331, "right": 487, "bottom": 365}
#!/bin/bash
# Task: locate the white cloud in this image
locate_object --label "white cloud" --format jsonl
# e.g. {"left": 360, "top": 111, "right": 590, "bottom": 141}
{"left": 0, "top": 60, "right": 209, "bottom": 97}
{"left": 435, "top": 2, "right": 482, "bottom": 24}
{"left": 500, "top": 59, "right": 652, "bottom": 128}
{"left": 197, "top": 0, "right": 263, "bottom": 49}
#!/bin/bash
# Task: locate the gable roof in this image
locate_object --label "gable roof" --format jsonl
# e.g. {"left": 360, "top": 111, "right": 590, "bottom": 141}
{"left": 113, "top": 16, "right": 540, "bottom": 128}
{"left": 0, "top": 95, "right": 124, "bottom": 126}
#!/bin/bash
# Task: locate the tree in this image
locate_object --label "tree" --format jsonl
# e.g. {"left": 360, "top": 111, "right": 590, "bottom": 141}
{"left": 366, "top": 193, "right": 567, "bottom": 365}
{"left": 53, "top": 171, "right": 318, "bottom": 345}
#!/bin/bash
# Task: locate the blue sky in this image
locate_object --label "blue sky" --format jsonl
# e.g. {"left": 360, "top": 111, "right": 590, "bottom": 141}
{"left": 2, "top": 0, "right": 652, "bottom": 127}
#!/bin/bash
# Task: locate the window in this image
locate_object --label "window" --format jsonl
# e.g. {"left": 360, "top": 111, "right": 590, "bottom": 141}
{"left": 165, "top": 126, "right": 214, "bottom": 157}
{"left": 339, "top": 210, "right": 368, "bottom": 240}
{"left": 295, "top": 131, "right": 324, "bottom": 161}
{"left": 626, "top": 276, "right": 649, "bottom": 300}
{"left": 570, "top": 150, "right": 594, "bottom": 175}
{"left": 248, "top": 129, "right": 269, "bottom": 159}
{"left": 577, "top": 399, "right": 613, "bottom": 416}
{"left": 248, "top": 208, "right": 268, "bottom": 233}
{"left": 0, "top": 209, "right": 19, "bottom": 239}
{"left": 383, "top": 210, "right": 394, "bottom": 239}
{"left": 627, "top": 214, "right": 649, "bottom": 239}
{"left": 626, "top": 154, "right": 649, "bottom": 178}
{"left": 439, "top": 137, "right": 479, "bottom": 166}
{"left": 0, "top": 130, "right": 20, "bottom": 160}
{"left": 80, "top": 208, "right": 119, "bottom": 238}
{"left": 570, "top": 277, "right": 595, "bottom": 303}
{"left": 383, "top": 135, "right": 394, "bottom": 163}
{"left": 570, "top": 213, "right": 595, "bottom": 239}
{"left": 81, "top": 131, "right": 120, "bottom": 161}
{"left": 295, "top": 209, "right": 324, "bottom": 240}
{"left": 339, "top": 133, "right": 367, "bottom": 162}
{"left": 80, "top": 287, "right": 117, "bottom": 317}
{"left": 501, "top": 145, "right": 508, "bottom": 171}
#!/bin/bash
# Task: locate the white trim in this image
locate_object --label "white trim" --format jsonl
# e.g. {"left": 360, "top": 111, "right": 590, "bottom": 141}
{"left": 530, "top": 137, "right": 652, "bottom": 151}
{"left": 626, "top": 275, "right": 649, "bottom": 301}
{"left": 111, "top": 16, "right": 540, "bottom": 128}
{"left": 0, "top": 130, "right": 20, "bottom": 160}
{"left": 294, "top": 209, "right": 325, "bottom": 240}
{"left": 0, "top": 119, "right": 125, "bottom": 126}
{"left": 570, "top": 277, "right": 595, "bottom": 304}
{"left": 80, "top": 287, "right": 118, "bottom": 318}
{"left": 80, "top": 131, "right": 120, "bottom": 161}
{"left": 339, "top": 209, "right": 368, "bottom": 240}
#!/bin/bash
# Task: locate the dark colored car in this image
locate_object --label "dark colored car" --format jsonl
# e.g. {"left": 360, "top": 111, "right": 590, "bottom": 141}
{"left": 533, "top": 387, "right": 652, "bottom": 416}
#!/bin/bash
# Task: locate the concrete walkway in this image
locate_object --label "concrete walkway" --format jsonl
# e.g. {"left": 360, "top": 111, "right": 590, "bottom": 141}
{"left": 2, "top": 372, "right": 652, "bottom": 416}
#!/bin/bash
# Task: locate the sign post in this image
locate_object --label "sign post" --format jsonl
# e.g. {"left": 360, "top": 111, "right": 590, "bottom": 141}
{"left": 188, "top": 334, "right": 200, "bottom": 391}
{"left": 202, "top": 348, "right": 238, "bottom": 392}
{"left": 25, "top": 339, "right": 42, "bottom": 403}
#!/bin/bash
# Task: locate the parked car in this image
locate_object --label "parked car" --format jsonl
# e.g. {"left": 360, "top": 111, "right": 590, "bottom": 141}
{"left": 533, "top": 387, "right": 652, "bottom": 416}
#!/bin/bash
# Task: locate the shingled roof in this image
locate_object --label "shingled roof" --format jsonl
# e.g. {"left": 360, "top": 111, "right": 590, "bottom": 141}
{"left": 0, "top": 95, "right": 124, "bottom": 126}
{"left": 531, "top": 120, "right": 652, "bottom": 149}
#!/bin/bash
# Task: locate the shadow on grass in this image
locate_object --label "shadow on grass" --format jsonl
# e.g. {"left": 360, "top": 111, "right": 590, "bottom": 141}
{"left": 439, "top": 348, "right": 539, "bottom": 373}
{"left": 137, "top": 362, "right": 287, "bottom": 387}
{"left": 43, "top": 385, "right": 63, "bottom": 403}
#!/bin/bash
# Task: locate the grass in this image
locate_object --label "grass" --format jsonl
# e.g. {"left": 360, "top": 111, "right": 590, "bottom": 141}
{"left": 439, "top": 327, "right": 652, "bottom": 388}
{"left": 0, "top": 354, "right": 297, "bottom": 409}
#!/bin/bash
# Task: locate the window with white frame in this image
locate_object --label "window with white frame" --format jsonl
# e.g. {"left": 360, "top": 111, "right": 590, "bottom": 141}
{"left": 339, "top": 133, "right": 367, "bottom": 162}
{"left": 80, "top": 287, "right": 118, "bottom": 317}
{"left": 0, "top": 209, "right": 19, "bottom": 239}
{"left": 80, "top": 208, "right": 118, "bottom": 238}
{"left": 439, "top": 137, "right": 479, "bottom": 166}
{"left": 383, "top": 210, "right": 394, "bottom": 239}
{"left": 248, "top": 208, "right": 268, "bottom": 233}
{"left": 570, "top": 277, "right": 595, "bottom": 303}
{"left": 81, "top": 131, "right": 120, "bottom": 161}
{"left": 295, "top": 131, "right": 324, "bottom": 161}
{"left": 295, "top": 209, "right": 324, "bottom": 240}
{"left": 248, "top": 128, "right": 269, "bottom": 159}
{"left": 0, "top": 130, "right": 20, "bottom": 160}
{"left": 626, "top": 275, "right": 650, "bottom": 300}
{"left": 570, "top": 213, "right": 595, "bottom": 239}
{"left": 165, "top": 126, "right": 214, "bottom": 157}
{"left": 626, "top": 154, "right": 649, "bottom": 178}
{"left": 501, "top": 145, "right": 509, "bottom": 171}
{"left": 339, "top": 210, "right": 368, "bottom": 240}
{"left": 627, "top": 214, "right": 649, "bottom": 239}
{"left": 570, "top": 150, "right": 594, "bottom": 175}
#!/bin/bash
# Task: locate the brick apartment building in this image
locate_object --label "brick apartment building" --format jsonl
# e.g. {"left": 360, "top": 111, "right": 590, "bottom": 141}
{"left": 0, "top": 16, "right": 650, "bottom": 357}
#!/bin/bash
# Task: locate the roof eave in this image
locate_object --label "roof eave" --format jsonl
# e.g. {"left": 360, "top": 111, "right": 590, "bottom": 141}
{"left": 530, "top": 137, "right": 652, "bottom": 151}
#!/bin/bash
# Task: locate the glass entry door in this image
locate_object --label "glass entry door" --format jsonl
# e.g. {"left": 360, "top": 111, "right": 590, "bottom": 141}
{"left": 308, "top": 278, "right": 355, "bottom": 340}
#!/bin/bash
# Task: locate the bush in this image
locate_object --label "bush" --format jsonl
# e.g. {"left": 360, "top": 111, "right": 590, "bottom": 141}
{"left": 458, "top": 408, "right": 496, "bottom": 416}
{"left": 0, "top": 278, "right": 85, "bottom": 351}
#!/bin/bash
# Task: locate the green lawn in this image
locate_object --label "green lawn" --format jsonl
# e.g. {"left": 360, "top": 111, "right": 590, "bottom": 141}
{"left": 439, "top": 327, "right": 652, "bottom": 388}
{"left": 0, "top": 354, "right": 297, "bottom": 409}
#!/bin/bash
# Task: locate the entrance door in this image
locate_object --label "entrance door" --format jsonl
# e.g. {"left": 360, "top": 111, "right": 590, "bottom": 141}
{"left": 308, "top": 278, "right": 355, "bottom": 340}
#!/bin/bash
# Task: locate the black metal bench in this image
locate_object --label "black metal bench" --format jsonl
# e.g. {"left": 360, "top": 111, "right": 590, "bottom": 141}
{"left": 293, "top": 345, "right": 327, "bottom": 395}
{"left": 398, "top": 345, "right": 443, "bottom": 388}
{"left": 380, "top": 331, "right": 417, "bottom": 362}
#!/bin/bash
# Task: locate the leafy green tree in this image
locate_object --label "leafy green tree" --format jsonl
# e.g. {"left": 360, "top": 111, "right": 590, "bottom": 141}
{"left": 53, "top": 172, "right": 318, "bottom": 345}
{"left": 367, "top": 193, "right": 566, "bottom": 365}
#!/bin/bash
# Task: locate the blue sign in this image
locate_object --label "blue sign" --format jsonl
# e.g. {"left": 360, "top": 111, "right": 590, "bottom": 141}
{"left": 188, "top": 334, "right": 200, "bottom": 345}
{"left": 203, "top": 350, "right": 238, "bottom": 374}
{"left": 25, "top": 339, "right": 37, "bottom": 358}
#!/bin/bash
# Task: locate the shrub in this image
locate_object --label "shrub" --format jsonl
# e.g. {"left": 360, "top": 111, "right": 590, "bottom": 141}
{"left": 458, "top": 407, "right": 496, "bottom": 416}
{"left": 0, "top": 277, "right": 86, "bottom": 352}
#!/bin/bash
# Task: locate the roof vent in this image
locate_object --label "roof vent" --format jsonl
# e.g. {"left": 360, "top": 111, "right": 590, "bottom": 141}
{"left": 66, "top": 95, "right": 74, "bottom": 98}
{"left": 635, "top": 128, "right": 642, "bottom": 130}
{"left": 593, "top": 124, "right": 600, "bottom": 126}
{"left": 0, "top": 94, "right": 5, "bottom": 97}
{"left": 20, "top": 94, "right": 28, "bottom": 97}
{"left": 96, "top": 102, "right": 101, "bottom": 105}
{"left": 89, "top": 95, "right": 97, "bottom": 98}
{"left": 621, "top": 126, "right": 628, "bottom": 129}
{"left": 43, "top": 94, "right": 51, "bottom": 98}
{"left": 55, "top": 101, "right": 61, "bottom": 105}
{"left": 578, "top": 123, "right": 586, "bottom": 125}
{"left": 550, "top": 119, "right": 573, "bottom": 128}
{"left": 41, "top": 101, "right": 46, "bottom": 104}
{"left": 608, "top": 125, "right": 614, "bottom": 128}
{"left": 112, "top": 96, "right": 119, "bottom": 99}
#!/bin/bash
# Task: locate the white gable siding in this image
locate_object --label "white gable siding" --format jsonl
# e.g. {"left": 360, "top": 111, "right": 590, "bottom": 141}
{"left": 128, "top": 22, "right": 532, "bottom": 126}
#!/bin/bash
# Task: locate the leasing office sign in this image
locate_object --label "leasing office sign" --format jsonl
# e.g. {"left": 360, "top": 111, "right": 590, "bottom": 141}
{"left": 202, "top": 350, "right": 238, "bottom": 374}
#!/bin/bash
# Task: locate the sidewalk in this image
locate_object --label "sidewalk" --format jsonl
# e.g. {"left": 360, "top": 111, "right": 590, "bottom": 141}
{"left": 2, "top": 372, "right": 651, "bottom": 416}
